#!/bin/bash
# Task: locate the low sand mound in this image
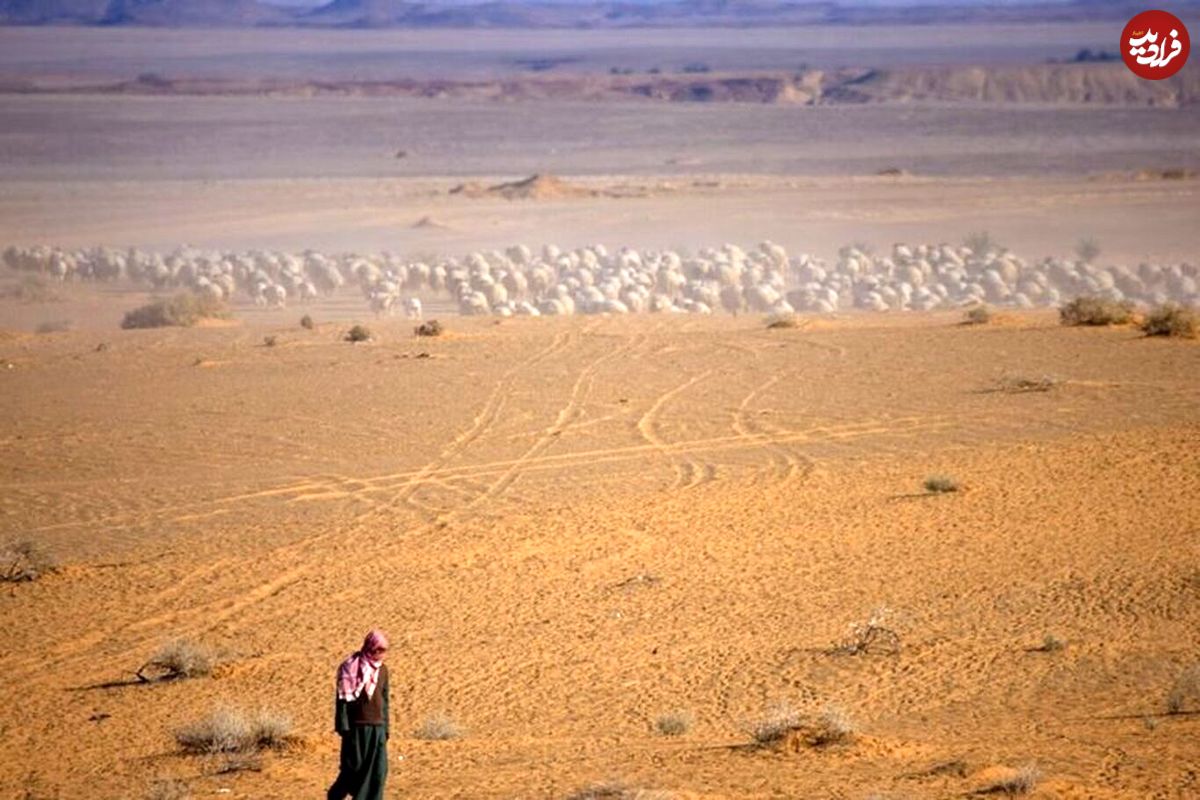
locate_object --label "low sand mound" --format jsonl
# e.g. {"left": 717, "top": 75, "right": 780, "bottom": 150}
{"left": 451, "top": 174, "right": 594, "bottom": 200}
{"left": 411, "top": 215, "right": 450, "bottom": 229}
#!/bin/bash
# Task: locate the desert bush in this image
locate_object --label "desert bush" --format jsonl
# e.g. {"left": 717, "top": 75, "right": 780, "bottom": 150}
{"left": 146, "top": 779, "right": 191, "bottom": 800}
{"left": 832, "top": 606, "right": 901, "bottom": 655}
{"left": 751, "top": 702, "right": 854, "bottom": 749}
{"left": 213, "top": 752, "right": 263, "bottom": 774}
{"left": 766, "top": 313, "right": 799, "bottom": 329}
{"left": 991, "top": 374, "right": 1060, "bottom": 393}
{"left": 175, "top": 707, "right": 295, "bottom": 755}
{"left": 414, "top": 712, "right": 462, "bottom": 741}
{"left": 654, "top": 710, "right": 692, "bottom": 737}
{"left": 121, "top": 293, "right": 229, "bottom": 330}
{"left": 1, "top": 540, "right": 57, "bottom": 582}
{"left": 975, "top": 764, "right": 1040, "bottom": 795}
{"left": 1037, "top": 633, "right": 1066, "bottom": 653}
{"left": 299, "top": 314, "right": 315, "bottom": 330}
{"left": 137, "top": 639, "right": 221, "bottom": 682}
{"left": 345, "top": 324, "right": 372, "bottom": 343}
{"left": 1059, "top": 296, "right": 1135, "bottom": 326}
{"left": 1141, "top": 303, "right": 1197, "bottom": 339}
{"left": 35, "top": 319, "right": 73, "bottom": 334}
{"left": 262, "top": 335, "right": 277, "bottom": 347}
{"left": 1166, "top": 664, "right": 1200, "bottom": 714}
{"left": 565, "top": 783, "right": 672, "bottom": 800}
{"left": 414, "top": 319, "right": 444, "bottom": 337}
{"left": 963, "top": 305, "right": 992, "bottom": 325}
{"left": 924, "top": 475, "right": 959, "bottom": 493}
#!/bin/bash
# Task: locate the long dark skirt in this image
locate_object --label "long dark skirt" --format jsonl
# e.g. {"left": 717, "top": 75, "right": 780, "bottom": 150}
{"left": 328, "top": 725, "right": 388, "bottom": 800}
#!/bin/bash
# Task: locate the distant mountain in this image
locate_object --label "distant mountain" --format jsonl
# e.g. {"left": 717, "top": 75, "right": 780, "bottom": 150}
{"left": 0, "top": 0, "right": 287, "bottom": 24}
{"left": 2, "top": 0, "right": 1195, "bottom": 27}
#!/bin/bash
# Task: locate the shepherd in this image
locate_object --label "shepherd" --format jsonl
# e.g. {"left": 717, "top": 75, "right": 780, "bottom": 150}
{"left": 328, "top": 630, "right": 390, "bottom": 800}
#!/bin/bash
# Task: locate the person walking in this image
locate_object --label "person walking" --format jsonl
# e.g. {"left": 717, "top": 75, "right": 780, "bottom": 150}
{"left": 327, "top": 630, "right": 390, "bottom": 800}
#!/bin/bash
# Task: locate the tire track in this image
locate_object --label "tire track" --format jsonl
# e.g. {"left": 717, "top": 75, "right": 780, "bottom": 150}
{"left": 635, "top": 369, "right": 716, "bottom": 491}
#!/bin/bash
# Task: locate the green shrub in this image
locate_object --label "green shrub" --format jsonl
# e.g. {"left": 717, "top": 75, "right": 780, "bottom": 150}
{"left": 1141, "top": 303, "right": 1197, "bottom": 338}
{"left": 1059, "top": 296, "right": 1135, "bottom": 326}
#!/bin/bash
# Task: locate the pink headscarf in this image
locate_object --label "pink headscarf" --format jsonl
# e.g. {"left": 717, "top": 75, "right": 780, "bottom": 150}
{"left": 336, "top": 630, "right": 389, "bottom": 702}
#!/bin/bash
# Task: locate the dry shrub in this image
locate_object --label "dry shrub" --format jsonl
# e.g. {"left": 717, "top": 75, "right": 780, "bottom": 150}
{"left": 1059, "top": 295, "right": 1135, "bottom": 326}
{"left": 963, "top": 304, "right": 992, "bottom": 325}
{"left": 121, "top": 293, "right": 229, "bottom": 330}
{"left": 299, "top": 314, "right": 315, "bottom": 330}
{"left": 832, "top": 606, "right": 902, "bottom": 655}
{"left": 991, "top": 374, "right": 1060, "bottom": 394}
{"left": 751, "top": 702, "right": 855, "bottom": 749}
{"left": 262, "top": 335, "right": 277, "bottom": 347}
{"left": 415, "top": 319, "right": 444, "bottom": 337}
{"left": 766, "top": 313, "right": 799, "bottom": 329}
{"left": 924, "top": 475, "right": 959, "bottom": 493}
{"left": 1037, "top": 633, "right": 1066, "bottom": 653}
{"left": 1167, "top": 664, "right": 1200, "bottom": 714}
{"left": 1, "top": 540, "right": 57, "bottom": 582}
{"left": 345, "top": 324, "right": 372, "bottom": 343}
{"left": 1141, "top": 303, "right": 1197, "bottom": 339}
{"left": 175, "top": 707, "right": 296, "bottom": 755}
{"left": 565, "top": 783, "right": 673, "bottom": 800}
{"left": 146, "top": 779, "right": 191, "bottom": 800}
{"left": 212, "top": 752, "right": 263, "bottom": 774}
{"left": 654, "top": 710, "right": 692, "bottom": 736}
{"left": 414, "top": 712, "right": 462, "bottom": 741}
{"left": 137, "top": 639, "right": 221, "bottom": 683}
{"left": 974, "top": 764, "right": 1040, "bottom": 795}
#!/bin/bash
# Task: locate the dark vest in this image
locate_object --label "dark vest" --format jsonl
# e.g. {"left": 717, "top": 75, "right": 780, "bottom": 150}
{"left": 346, "top": 664, "right": 388, "bottom": 726}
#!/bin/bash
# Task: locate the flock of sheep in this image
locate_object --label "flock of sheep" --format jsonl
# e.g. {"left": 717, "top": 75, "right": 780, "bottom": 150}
{"left": 3, "top": 241, "right": 1197, "bottom": 318}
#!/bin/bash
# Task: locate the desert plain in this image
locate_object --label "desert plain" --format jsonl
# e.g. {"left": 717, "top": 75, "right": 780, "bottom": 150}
{"left": 1, "top": 20, "right": 1200, "bottom": 800}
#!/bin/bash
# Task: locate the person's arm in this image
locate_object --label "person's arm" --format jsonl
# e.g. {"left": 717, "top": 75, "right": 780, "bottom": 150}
{"left": 382, "top": 669, "right": 390, "bottom": 740}
{"left": 335, "top": 694, "right": 351, "bottom": 735}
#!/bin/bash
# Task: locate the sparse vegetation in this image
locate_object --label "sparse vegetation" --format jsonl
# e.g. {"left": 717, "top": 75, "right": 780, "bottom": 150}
{"left": 1, "top": 539, "right": 57, "bottom": 582}
{"left": 654, "top": 710, "right": 692, "bottom": 737}
{"left": 146, "top": 779, "right": 191, "bottom": 800}
{"left": 262, "top": 335, "right": 277, "bottom": 347}
{"left": 213, "top": 752, "right": 263, "bottom": 774}
{"left": 963, "top": 304, "right": 992, "bottom": 325}
{"left": 565, "top": 782, "right": 672, "bottom": 800}
{"left": 137, "top": 639, "right": 222, "bottom": 683}
{"left": 1075, "top": 237, "right": 1101, "bottom": 264}
{"left": 175, "top": 707, "right": 297, "bottom": 755}
{"left": 1037, "top": 633, "right": 1066, "bottom": 653}
{"left": 345, "top": 324, "right": 372, "bottom": 343}
{"left": 121, "top": 293, "right": 229, "bottom": 330}
{"left": 1059, "top": 295, "right": 1136, "bottom": 327}
{"left": 975, "top": 763, "right": 1040, "bottom": 795}
{"left": 766, "top": 313, "right": 799, "bottom": 329}
{"left": 924, "top": 475, "right": 959, "bottom": 493}
{"left": 1141, "top": 303, "right": 1197, "bottom": 339}
{"left": 415, "top": 319, "right": 444, "bottom": 337}
{"left": 414, "top": 712, "right": 462, "bottom": 741}
{"left": 299, "top": 314, "right": 315, "bottom": 330}
{"left": 751, "top": 702, "right": 855, "bottom": 749}
{"left": 832, "top": 606, "right": 901, "bottom": 656}
{"left": 991, "top": 374, "right": 1061, "bottom": 394}
{"left": 1166, "top": 664, "right": 1200, "bottom": 714}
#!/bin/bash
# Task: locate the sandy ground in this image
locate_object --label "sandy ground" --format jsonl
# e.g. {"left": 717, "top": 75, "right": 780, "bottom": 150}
{"left": 1, "top": 313, "right": 1198, "bottom": 799}
{"left": 2, "top": 22, "right": 1200, "bottom": 800}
